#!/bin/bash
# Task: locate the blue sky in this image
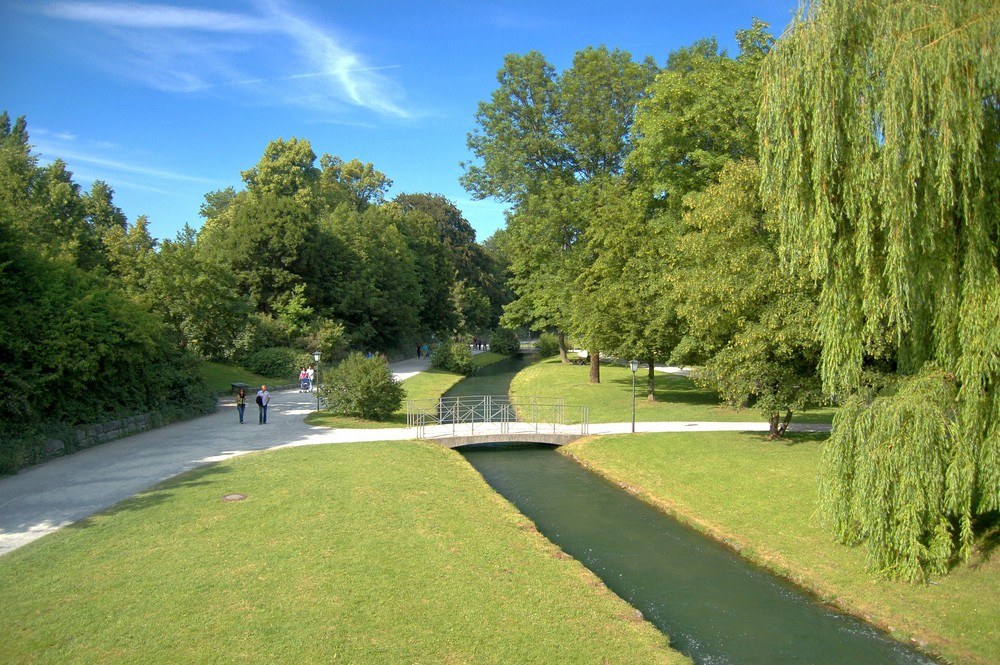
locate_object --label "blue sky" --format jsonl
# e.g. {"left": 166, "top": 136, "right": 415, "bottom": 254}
{"left": 1, "top": 1, "right": 797, "bottom": 244}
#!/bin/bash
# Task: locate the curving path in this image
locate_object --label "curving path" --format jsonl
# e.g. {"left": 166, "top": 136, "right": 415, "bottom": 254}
{"left": 0, "top": 355, "right": 826, "bottom": 557}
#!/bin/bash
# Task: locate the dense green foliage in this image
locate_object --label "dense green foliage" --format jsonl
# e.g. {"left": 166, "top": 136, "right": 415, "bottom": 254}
{"left": 198, "top": 140, "right": 509, "bottom": 354}
{"left": 672, "top": 160, "right": 822, "bottom": 436}
{"left": 430, "top": 340, "right": 475, "bottom": 375}
{"left": 0, "top": 113, "right": 215, "bottom": 471}
{"left": 534, "top": 332, "right": 562, "bottom": 359}
{"left": 1, "top": 111, "right": 507, "bottom": 470}
{"left": 488, "top": 328, "right": 521, "bottom": 356}
{"left": 241, "top": 347, "right": 311, "bottom": 382}
{"left": 319, "top": 352, "right": 405, "bottom": 420}
{"left": 759, "top": 0, "right": 1000, "bottom": 579}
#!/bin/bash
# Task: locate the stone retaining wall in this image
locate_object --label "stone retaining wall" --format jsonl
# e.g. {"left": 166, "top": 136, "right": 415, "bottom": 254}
{"left": 43, "top": 412, "right": 166, "bottom": 458}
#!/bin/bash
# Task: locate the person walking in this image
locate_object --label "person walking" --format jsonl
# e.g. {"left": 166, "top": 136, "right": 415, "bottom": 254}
{"left": 256, "top": 385, "right": 270, "bottom": 424}
{"left": 235, "top": 387, "right": 247, "bottom": 424}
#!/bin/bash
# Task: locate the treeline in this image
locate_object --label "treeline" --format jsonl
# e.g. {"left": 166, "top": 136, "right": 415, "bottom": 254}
{"left": 463, "top": 1, "right": 998, "bottom": 582}
{"left": 0, "top": 113, "right": 510, "bottom": 471}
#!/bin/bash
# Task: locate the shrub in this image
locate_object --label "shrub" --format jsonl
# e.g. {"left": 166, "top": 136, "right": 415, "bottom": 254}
{"left": 233, "top": 315, "right": 292, "bottom": 359}
{"left": 319, "top": 352, "right": 404, "bottom": 420}
{"left": 535, "top": 332, "right": 561, "bottom": 358}
{"left": 243, "top": 347, "right": 310, "bottom": 381}
{"left": 431, "top": 341, "right": 475, "bottom": 375}
{"left": 489, "top": 328, "right": 521, "bottom": 356}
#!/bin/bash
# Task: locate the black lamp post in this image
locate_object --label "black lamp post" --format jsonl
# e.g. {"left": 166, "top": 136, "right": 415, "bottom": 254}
{"left": 628, "top": 359, "right": 640, "bottom": 433}
{"left": 312, "top": 350, "right": 322, "bottom": 412}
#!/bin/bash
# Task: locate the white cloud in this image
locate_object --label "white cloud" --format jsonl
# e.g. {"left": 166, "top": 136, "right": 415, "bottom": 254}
{"left": 39, "top": 0, "right": 413, "bottom": 119}
{"left": 42, "top": 2, "right": 272, "bottom": 32}
{"left": 32, "top": 133, "right": 216, "bottom": 189}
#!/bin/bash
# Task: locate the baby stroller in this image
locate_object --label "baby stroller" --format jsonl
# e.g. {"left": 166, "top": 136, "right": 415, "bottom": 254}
{"left": 300, "top": 377, "right": 311, "bottom": 392}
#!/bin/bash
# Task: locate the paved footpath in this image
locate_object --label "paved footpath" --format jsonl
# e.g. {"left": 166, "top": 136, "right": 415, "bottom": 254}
{"left": 0, "top": 356, "right": 825, "bottom": 557}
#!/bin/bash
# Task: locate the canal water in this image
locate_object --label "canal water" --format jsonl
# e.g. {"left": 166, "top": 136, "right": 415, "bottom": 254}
{"left": 452, "top": 354, "right": 936, "bottom": 665}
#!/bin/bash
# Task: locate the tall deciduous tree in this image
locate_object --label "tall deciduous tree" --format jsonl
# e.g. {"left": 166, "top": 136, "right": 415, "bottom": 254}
{"left": 464, "top": 47, "right": 657, "bottom": 382}
{"left": 629, "top": 21, "right": 771, "bottom": 216}
{"left": 575, "top": 177, "right": 681, "bottom": 400}
{"left": 759, "top": 0, "right": 999, "bottom": 580}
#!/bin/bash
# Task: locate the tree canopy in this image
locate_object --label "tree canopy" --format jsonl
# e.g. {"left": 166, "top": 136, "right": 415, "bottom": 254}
{"left": 760, "top": 0, "right": 1000, "bottom": 580}
{"left": 464, "top": 46, "right": 658, "bottom": 381}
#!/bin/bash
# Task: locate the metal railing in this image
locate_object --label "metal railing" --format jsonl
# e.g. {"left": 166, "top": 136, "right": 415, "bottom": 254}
{"left": 406, "top": 395, "right": 589, "bottom": 439}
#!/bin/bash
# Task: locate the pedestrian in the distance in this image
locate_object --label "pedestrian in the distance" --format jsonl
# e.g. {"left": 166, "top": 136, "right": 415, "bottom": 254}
{"left": 236, "top": 387, "right": 247, "bottom": 425}
{"left": 256, "top": 385, "right": 270, "bottom": 424}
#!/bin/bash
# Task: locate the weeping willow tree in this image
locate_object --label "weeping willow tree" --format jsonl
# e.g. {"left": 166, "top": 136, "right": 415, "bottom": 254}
{"left": 759, "top": 0, "right": 999, "bottom": 581}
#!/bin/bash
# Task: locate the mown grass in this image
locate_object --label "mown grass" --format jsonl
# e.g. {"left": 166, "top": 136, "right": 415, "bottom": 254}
{"left": 306, "top": 351, "right": 509, "bottom": 429}
{"left": 0, "top": 442, "right": 686, "bottom": 664}
{"left": 200, "top": 361, "right": 289, "bottom": 394}
{"left": 511, "top": 357, "right": 837, "bottom": 424}
{"left": 566, "top": 431, "right": 1000, "bottom": 665}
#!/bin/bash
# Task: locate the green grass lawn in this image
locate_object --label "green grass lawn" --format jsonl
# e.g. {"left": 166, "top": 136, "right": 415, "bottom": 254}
{"left": 0, "top": 442, "right": 686, "bottom": 665}
{"left": 565, "top": 431, "right": 1000, "bottom": 665}
{"left": 306, "top": 351, "right": 510, "bottom": 429}
{"left": 511, "top": 357, "right": 837, "bottom": 424}
{"left": 200, "top": 361, "right": 290, "bottom": 394}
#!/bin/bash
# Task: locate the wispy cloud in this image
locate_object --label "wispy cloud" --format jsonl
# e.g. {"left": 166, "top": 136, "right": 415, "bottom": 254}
{"left": 32, "top": 130, "right": 217, "bottom": 190}
{"left": 39, "top": 0, "right": 413, "bottom": 119}
{"left": 41, "top": 2, "right": 272, "bottom": 32}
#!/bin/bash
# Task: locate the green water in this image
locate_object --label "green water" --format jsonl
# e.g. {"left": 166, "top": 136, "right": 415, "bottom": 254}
{"left": 453, "top": 355, "right": 937, "bottom": 665}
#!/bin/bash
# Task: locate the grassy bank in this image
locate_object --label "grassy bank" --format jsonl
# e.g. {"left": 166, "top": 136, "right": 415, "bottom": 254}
{"left": 0, "top": 442, "right": 686, "bottom": 664}
{"left": 565, "top": 432, "right": 999, "bottom": 665}
{"left": 511, "top": 357, "right": 836, "bottom": 424}
{"left": 200, "top": 361, "right": 288, "bottom": 394}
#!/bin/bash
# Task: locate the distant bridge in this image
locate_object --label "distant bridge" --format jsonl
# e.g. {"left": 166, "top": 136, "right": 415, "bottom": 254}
{"left": 405, "top": 395, "right": 589, "bottom": 448}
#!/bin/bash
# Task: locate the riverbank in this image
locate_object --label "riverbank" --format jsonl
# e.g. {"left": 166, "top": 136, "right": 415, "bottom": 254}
{"left": 564, "top": 432, "right": 999, "bottom": 665}
{"left": 0, "top": 441, "right": 687, "bottom": 664}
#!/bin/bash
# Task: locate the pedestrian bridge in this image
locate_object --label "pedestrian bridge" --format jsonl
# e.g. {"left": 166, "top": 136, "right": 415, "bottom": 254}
{"left": 405, "top": 396, "right": 589, "bottom": 448}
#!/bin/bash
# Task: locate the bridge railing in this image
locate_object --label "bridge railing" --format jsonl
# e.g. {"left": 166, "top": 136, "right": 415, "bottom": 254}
{"left": 406, "top": 395, "right": 589, "bottom": 439}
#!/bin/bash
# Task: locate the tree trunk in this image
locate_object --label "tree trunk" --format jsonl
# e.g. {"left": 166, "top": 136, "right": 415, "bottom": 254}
{"left": 768, "top": 412, "right": 780, "bottom": 440}
{"left": 558, "top": 331, "right": 570, "bottom": 364}
{"left": 768, "top": 409, "right": 794, "bottom": 439}
{"left": 589, "top": 349, "right": 600, "bottom": 384}
{"left": 646, "top": 358, "right": 656, "bottom": 402}
{"left": 777, "top": 409, "right": 793, "bottom": 437}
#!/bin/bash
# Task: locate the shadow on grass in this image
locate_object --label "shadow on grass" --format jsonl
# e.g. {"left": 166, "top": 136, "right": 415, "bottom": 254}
{"left": 780, "top": 431, "right": 830, "bottom": 446}
{"left": 608, "top": 373, "right": 723, "bottom": 406}
{"left": 968, "top": 511, "right": 1000, "bottom": 569}
{"left": 66, "top": 463, "right": 233, "bottom": 531}
{"left": 734, "top": 430, "right": 830, "bottom": 446}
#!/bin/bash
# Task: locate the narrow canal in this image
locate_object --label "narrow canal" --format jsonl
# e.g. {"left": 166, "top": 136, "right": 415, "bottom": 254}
{"left": 451, "top": 354, "right": 936, "bottom": 665}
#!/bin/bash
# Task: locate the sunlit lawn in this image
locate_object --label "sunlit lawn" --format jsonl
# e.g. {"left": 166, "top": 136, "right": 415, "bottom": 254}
{"left": 511, "top": 357, "right": 837, "bottom": 425}
{"left": 0, "top": 442, "right": 686, "bottom": 665}
{"left": 567, "top": 431, "right": 1000, "bottom": 665}
{"left": 200, "top": 361, "right": 289, "bottom": 394}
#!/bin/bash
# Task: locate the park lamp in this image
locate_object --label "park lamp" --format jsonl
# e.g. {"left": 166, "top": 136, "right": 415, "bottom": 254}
{"left": 628, "top": 359, "right": 640, "bottom": 433}
{"left": 312, "top": 350, "right": 322, "bottom": 411}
